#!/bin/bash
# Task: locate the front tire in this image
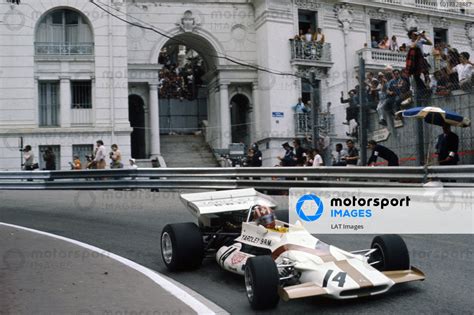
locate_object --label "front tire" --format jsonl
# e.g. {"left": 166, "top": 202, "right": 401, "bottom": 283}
{"left": 244, "top": 256, "right": 280, "bottom": 310}
{"left": 161, "top": 223, "right": 204, "bottom": 271}
{"left": 370, "top": 234, "right": 410, "bottom": 271}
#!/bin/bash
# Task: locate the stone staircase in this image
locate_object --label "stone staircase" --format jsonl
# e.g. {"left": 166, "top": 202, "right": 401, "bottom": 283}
{"left": 160, "top": 135, "right": 220, "bottom": 167}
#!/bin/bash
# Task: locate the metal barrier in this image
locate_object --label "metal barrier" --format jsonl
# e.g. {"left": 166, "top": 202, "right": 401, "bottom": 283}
{"left": 0, "top": 166, "right": 473, "bottom": 190}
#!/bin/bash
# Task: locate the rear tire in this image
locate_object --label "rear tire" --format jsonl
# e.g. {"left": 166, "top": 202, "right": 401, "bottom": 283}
{"left": 244, "top": 256, "right": 280, "bottom": 310}
{"left": 161, "top": 223, "right": 204, "bottom": 271}
{"left": 370, "top": 234, "right": 410, "bottom": 271}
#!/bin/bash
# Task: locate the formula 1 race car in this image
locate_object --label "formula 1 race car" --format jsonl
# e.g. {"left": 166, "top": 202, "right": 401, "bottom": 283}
{"left": 160, "top": 189, "right": 425, "bottom": 310}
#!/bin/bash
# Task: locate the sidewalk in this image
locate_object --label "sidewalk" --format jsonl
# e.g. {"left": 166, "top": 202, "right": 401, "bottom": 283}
{"left": 0, "top": 224, "right": 226, "bottom": 315}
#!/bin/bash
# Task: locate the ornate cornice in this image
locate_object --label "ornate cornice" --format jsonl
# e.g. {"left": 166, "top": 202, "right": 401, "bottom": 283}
{"left": 295, "top": 0, "right": 321, "bottom": 11}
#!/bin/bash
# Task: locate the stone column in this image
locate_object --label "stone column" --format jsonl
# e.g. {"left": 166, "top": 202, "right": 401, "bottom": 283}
{"left": 60, "top": 76, "right": 71, "bottom": 127}
{"left": 219, "top": 83, "right": 231, "bottom": 149}
{"left": 252, "top": 82, "right": 260, "bottom": 143}
{"left": 149, "top": 83, "right": 160, "bottom": 156}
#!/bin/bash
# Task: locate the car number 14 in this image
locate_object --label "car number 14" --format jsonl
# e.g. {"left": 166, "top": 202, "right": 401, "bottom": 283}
{"left": 322, "top": 270, "right": 347, "bottom": 288}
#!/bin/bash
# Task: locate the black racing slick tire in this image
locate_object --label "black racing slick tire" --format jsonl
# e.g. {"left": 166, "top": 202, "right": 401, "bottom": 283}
{"left": 370, "top": 234, "right": 410, "bottom": 271}
{"left": 161, "top": 223, "right": 204, "bottom": 271}
{"left": 244, "top": 256, "right": 280, "bottom": 310}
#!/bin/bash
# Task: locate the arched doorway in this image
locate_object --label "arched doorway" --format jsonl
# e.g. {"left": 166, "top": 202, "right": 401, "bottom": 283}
{"left": 230, "top": 94, "right": 251, "bottom": 145}
{"left": 157, "top": 33, "right": 219, "bottom": 136}
{"left": 128, "top": 95, "right": 146, "bottom": 159}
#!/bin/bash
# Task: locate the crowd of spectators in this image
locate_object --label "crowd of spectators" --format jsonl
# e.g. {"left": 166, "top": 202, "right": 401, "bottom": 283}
{"left": 343, "top": 29, "right": 473, "bottom": 129}
{"left": 291, "top": 27, "right": 325, "bottom": 59}
{"left": 158, "top": 49, "right": 205, "bottom": 100}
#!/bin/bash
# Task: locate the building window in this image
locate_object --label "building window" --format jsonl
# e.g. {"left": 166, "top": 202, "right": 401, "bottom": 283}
{"left": 71, "top": 81, "right": 92, "bottom": 109}
{"left": 72, "top": 144, "right": 94, "bottom": 169}
{"left": 39, "top": 145, "right": 60, "bottom": 170}
{"left": 38, "top": 81, "right": 60, "bottom": 127}
{"left": 35, "top": 9, "right": 94, "bottom": 55}
{"left": 298, "top": 10, "right": 318, "bottom": 35}
{"left": 370, "top": 20, "right": 387, "bottom": 47}
{"left": 434, "top": 28, "right": 448, "bottom": 46}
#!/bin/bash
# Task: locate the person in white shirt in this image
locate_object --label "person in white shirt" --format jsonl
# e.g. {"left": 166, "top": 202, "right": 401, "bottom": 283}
{"left": 304, "top": 28, "right": 313, "bottom": 42}
{"left": 93, "top": 140, "right": 107, "bottom": 169}
{"left": 451, "top": 52, "right": 473, "bottom": 90}
{"left": 129, "top": 158, "right": 138, "bottom": 169}
{"left": 311, "top": 148, "right": 324, "bottom": 167}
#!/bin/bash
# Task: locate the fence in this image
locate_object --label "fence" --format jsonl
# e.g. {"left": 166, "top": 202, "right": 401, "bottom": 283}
{"left": 0, "top": 166, "right": 473, "bottom": 190}
{"left": 367, "top": 92, "right": 474, "bottom": 166}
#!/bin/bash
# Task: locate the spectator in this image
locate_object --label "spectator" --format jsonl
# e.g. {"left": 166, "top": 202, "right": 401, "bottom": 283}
{"left": 22, "top": 145, "right": 35, "bottom": 171}
{"left": 376, "top": 72, "right": 389, "bottom": 126}
{"left": 93, "top": 140, "right": 107, "bottom": 169}
{"left": 313, "top": 28, "right": 325, "bottom": 44}
{"left": 129, "top": 158, "right": 138, "bottom": 169}
{"left": 248, "top": 143, "right": 262, "bottom": 167}
{"left": 386, "top": 69, "right": 406, "bottom": 115}
{"left": 378, "top": 36, "right": 390, "bottom": 49}
{"left": 400, "top": 68, "right": 413, "bottom": 107}
{"left": 436, "top": 123, "right": 459, "bottom": 165}
{"left": 341, "top": 90, "right": 359, "bottom": 125}
{"left": 367, "top": 140, "right": 399, "bottom": 166}
{"left": 406, "top": 29, "right": 432, "bottom": 94}
{"left": 431, "top": 70, "right": 450, "bottom": 96}
{"left": 294, "top": 29, "right": 304, "bottom": 40}
{"left": 278, "top": 142, "right": 296, "bottom": 166}
{"left": 371, "top": 36, "right": 379, "bottom": 49}
{"left": 293, "top": 98, "right": 309, "bottom": 113}
{"left": 110, "top": 144, "right": 123, "bottom": 169}
{"left": 399, "top": 43, "right": 407, "bottom": 52}
{"left": 293, "top": 139, "right": 307, "bottom": 166}
{"left": 449, "top": 52, "right": 473, "bottom": 91}
{"left": 304, "top": 28, "right": 313, "bottom": 42}
{"left": 72, "top": 155, "right": 82, "bottom": 170}
{"left": 311, "top": 148, "right": 324, "bottom": 167}
{"left": 332, "top": 143, "right": 348, "bottom": 166}
{"left": 85, "top": 154, "right": 96, "bottom": 170}
{"left": 390, "top": 35, "right": 399, "bottom": 51}
{"left": 432, "top": 43, "right": 442, "bottom": 71}
{"left": 344, "top": 140, "right": 359, "bottom": 166}
{"left": 368, "top": 79, "right": 380, "bottom": 109}
{"left": 43, "top": 147, "right": 56, "bottom": 170}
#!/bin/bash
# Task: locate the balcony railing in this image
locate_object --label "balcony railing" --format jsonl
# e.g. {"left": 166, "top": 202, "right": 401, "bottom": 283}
{"left": 295, "top": 113, "right": 312, "bottom": 137}
{"left": 358, "top": 48, "right": 407, "bottom": 68}
{"left": 357, "top": 48, "right": 435, "bottom": 71}
{"left": 295, "top": 112, "right": 334, "bottom": 137}
{"left": 289, "top": 40, "right": 332, "bottom": 64}
{"left": 35, "top": 42, "right": 94, "bottom": 56}
{"left": 71, "top": 108, "right": 93, "bottom": 126}
{"left": 375, "top": 0, "right": 473, "bottom": 16}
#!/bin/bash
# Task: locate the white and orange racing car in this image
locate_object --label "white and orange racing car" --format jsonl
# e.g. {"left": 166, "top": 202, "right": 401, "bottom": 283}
{"left": 160, "top": 189, "right": 425, "bottom": 310}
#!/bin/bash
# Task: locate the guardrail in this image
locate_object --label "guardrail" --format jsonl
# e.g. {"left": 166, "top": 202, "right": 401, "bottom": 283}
{"left": 0, "top": 166, "right": 473, "bottom": 190}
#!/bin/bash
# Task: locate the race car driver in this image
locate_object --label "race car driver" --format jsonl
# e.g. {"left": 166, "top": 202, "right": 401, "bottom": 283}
{"left": 252, "top": 205, "right": 287, "bottom": 232}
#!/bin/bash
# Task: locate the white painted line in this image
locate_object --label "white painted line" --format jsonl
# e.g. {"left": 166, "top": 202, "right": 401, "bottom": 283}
{"left": 0, "top": 222, "right": 217, "bottom": 315}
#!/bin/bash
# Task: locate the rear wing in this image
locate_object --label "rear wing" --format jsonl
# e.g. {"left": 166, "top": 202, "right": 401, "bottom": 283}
{"left": 180, "top": 188, "right": 278, "bottom": 218}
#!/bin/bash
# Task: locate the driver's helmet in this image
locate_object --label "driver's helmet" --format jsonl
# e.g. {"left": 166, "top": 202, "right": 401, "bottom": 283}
{"left": 252, "top": 205, "right": 276, "bottom": 229}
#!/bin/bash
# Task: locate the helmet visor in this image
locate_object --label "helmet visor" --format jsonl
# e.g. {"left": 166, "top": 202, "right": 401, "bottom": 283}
{"left": 256, "top": 213, "right": 276, "bottom": 227}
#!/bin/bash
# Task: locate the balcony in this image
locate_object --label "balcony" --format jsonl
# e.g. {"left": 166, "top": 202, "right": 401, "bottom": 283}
{"left": 357, "top": 48, "right": 407, "bottom": 70}
{"left": 295, "top": 112, "right": 334, "bottom": 137}
{"left": 289, "top": 40, "right": 333, "bottom": 68}
{"left": 374, "top": 0, "right": 473, "bottom": 16}
{"left": 357, "top": 48, "right": 436, "bottom": 72}
{"left": 71, "top": 108, "right": 93, "bottom": 126}
{"left": 35, "top": 42, "right": 94, "bottom": 56}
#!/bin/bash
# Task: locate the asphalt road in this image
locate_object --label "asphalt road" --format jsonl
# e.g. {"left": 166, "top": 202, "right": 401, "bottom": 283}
{"left": 0, "top": 190, "right": 473, "bottom": 315}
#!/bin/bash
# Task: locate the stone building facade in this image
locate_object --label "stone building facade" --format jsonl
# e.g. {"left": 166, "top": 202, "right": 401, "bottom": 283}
{"left": 0, "top": 0, "right": 472, "bottom": 169}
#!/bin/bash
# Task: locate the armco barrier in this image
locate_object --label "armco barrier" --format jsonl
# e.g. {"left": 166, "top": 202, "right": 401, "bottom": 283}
{"left": 0, "top": 166, "right": 473, "bottom": 190}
